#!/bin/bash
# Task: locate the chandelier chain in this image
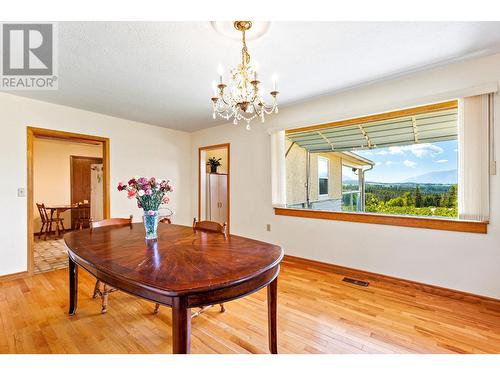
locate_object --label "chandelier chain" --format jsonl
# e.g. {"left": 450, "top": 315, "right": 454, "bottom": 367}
{"left": 241, "top": 30, "right": 250, "bottom": 66}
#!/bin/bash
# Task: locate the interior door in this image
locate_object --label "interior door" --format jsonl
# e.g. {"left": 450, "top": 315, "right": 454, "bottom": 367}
{"left": 218, "top": 174, "right": 228, "bottom": 223}
{"left": 70, "top": 156, "right": 103, "bottom": 229}
{"left": 209, "top": 174, "right": 219, "bottom": 221}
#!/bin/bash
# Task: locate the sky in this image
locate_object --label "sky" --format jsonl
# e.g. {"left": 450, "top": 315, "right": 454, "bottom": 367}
{"left": 342, "top": 140, "right": 458, "bottom": 183}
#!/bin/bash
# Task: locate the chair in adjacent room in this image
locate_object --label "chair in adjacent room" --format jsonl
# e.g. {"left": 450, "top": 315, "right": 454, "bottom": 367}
{"left": 74, "top": 202, "right": 91, "bottom": 230}
{"left": 36, "top": 203, "right": 65, "bottom": 240}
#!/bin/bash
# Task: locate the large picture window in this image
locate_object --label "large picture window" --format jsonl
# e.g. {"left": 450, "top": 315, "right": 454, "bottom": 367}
{"left": 285, "top": 101, "right": 459, "bottom": 219}
{"left": 276, "top": 96, "right": 493, "bottom": 233}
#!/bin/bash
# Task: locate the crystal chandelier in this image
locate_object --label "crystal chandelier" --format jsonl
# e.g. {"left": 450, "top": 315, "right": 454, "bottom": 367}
{"left": 211, "top": 21, "right": 279, "bottom": 130}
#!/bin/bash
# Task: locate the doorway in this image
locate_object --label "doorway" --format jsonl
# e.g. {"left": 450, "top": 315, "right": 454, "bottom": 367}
{"left": 198, "top": 144, "right": 230, "bottom": 233}
{"left": 27, "top": 127, "right": 110, "bottom": 275}
{"left": 70, "top": 156, "right": 104, "bottom": 229}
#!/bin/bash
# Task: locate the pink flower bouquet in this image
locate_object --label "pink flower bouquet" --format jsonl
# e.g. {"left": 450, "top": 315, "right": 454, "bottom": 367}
{"left": 117, "top": 177, "right": 173, "bottom": 239}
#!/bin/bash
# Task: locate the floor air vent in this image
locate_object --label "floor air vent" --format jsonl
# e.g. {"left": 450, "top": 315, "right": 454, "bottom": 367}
{"left": 342, "top": 277, "right": 369, "bottom": 287}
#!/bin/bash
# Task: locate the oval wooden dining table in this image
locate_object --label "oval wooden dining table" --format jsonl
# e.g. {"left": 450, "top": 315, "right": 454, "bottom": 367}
{"left": 64, "top": 223, "right": 284, "bottom": 354}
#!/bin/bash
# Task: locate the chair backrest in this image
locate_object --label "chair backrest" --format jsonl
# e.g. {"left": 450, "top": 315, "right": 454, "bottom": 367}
{"left": 36, "top": 203, "right": 49, "bottom": 224}
{"left": 192, "top": 218, "right": 227, "bottom": 235}
{"left": 159, "top": 207, "right": 174, "bottom": 224}
{"left": 159, "top": 217, "right": 172, "bottom": 224}
{"left": 90, "top": 215, "right": 133, "bottom": 233}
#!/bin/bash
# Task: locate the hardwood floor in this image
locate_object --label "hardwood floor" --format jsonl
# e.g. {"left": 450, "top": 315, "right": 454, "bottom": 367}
{"left": 1, "top": 256, "right": 500, "bottom": 354}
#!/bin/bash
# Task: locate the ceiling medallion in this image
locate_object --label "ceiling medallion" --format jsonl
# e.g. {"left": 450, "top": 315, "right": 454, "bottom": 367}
{"left": 211, "top": 21, "right": 279, "bottom": 130}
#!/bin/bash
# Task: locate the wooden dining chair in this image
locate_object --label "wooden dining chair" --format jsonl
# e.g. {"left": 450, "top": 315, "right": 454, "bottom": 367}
{"left": 152, "top": 219, "right": 227, "bottom": 317}
{"left": 191, "top": 218, "right": 227, "bottom": 315}
{"left": 192, "top": 218, "right": 227, "bottom": 236}
{"left": 152, "top": 216, "right": 172, "bottom": 314}
{"left": 36, "top": 203, "right": 65, "bottom": 240}
{"left": 90, "top": 215, "right": 134, "bottom": 314}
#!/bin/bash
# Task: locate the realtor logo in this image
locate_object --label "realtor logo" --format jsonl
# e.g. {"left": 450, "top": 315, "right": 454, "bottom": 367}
{"left": 1, "top": 23, "right": 58, "bottom": 90}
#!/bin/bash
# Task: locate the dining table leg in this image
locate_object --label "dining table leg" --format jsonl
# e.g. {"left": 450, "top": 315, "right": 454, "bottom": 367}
{"left": 68, "top": 257, "right": 78, "bottom": 315}
{"left": 267, "top": 276, "right": 278, "bottom": 354}
{"left": 172, "top": 297, "right": 191, "bottom": 354}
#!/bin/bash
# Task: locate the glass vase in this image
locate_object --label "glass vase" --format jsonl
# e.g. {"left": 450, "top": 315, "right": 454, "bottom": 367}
{"left": 143, "top": 210, "right": 159, "bottom": 240}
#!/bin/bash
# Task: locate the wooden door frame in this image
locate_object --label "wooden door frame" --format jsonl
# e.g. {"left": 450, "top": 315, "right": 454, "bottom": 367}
{"left": 198, "top": 143, "right": 230, "bottom": 233}
{"left": 70, "top": 155, "right": 104, "bottom": 229}
{"left": 27, "top": 127, "right": 110, "bottom": 276}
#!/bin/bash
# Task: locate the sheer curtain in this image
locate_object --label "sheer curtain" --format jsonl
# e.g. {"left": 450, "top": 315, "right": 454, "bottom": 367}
{"left": 270, "top": 130, "right": 286, "bottom": 205}
{"left": 458, "top": 94, "right": 493, "bottom": 221}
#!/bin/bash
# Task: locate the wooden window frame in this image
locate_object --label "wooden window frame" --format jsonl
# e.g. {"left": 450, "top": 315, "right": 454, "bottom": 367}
{"left": 278, "top": 100, "right": 489, "bottom": 234}
{"left": 273, "top": 207, "right": 487, "bottom": 234}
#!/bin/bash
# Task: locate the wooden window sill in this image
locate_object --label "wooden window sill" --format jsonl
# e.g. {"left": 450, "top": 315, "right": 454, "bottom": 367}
{"left": 273, "top": 207, "right": 488, "bottom": 234}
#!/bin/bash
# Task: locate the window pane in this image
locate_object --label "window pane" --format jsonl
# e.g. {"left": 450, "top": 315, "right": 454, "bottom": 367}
{"left": 356, "top": 140, "right": 458, "bottom": 218}
{"left": 318, "top": 158, "right": 328, "bottom": 178}
{"left": 342, "top": 166, "right": 358, "bottom": 191}
{"left": 319, "top": 178, "right": 328, "bottom": 195}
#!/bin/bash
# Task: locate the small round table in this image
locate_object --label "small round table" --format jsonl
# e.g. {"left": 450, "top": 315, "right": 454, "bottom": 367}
{"left": 64, "top": 223, "right": 284, "bottom": 354}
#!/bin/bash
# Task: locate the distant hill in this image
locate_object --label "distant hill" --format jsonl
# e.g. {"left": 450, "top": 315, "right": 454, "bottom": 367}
{"left": 343, "top": 169, "right": 457, "bottom": 185}
{"left": 400, "top": 169, "right": 457, "bottom": 184}
{"left": 342, "top": 179, "right": 359, "bottom": 185}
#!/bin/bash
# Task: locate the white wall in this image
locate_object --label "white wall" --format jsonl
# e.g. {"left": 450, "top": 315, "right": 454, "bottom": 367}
{"left": 190, "top": 52, "right": 500, "bottom": 299}
{"left": 0, "top": 93, "right": 192, "bottom": 276}
{"left": 33, "top": 138, "right": 103, "bottom": 233}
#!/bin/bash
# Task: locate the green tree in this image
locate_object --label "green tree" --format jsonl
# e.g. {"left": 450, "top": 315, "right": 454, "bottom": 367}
{"left": 423, "top": 195, "right": 434, "bottom": 207}
{"left": 446, "top": 185, "right": 457, "bottom": 208}
{"left": 402, "top": 191, "right": 413, "bottom": 206}
{"left": 415, "top": 185, "right": 422, "bottom": 208}
{"left": 387, "top": 197, "right": 405, "bottom": 207}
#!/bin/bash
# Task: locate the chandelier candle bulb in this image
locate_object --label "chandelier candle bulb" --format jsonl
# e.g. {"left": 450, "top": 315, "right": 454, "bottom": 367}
{"left": 212, "top": 81, "right": 218, "bottom": 97}
{"left": 217, "top": 65, "right": 224, "bottom": 84}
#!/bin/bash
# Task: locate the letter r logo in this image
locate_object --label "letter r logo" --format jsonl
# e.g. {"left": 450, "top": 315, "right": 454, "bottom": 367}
{"left": 2, "top": 24, "right": 53, "bottom": 75}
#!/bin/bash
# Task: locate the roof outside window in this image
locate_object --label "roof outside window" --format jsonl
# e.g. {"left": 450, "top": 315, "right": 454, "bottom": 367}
{"left": 286, "top": 107, "right": 457, "bottom": 153}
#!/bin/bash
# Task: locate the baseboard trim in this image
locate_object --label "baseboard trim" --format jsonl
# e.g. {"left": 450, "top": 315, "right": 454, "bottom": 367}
{"left": 0, "top": 271, "right": 30, "bottom": 282}
{"left": 283, "top": 255, "right": 500, "bottom": 306}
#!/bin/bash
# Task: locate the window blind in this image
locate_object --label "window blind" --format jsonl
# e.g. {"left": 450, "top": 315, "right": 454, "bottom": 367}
{"left": 458, "top": 94, "right": 493, "bottom": 221}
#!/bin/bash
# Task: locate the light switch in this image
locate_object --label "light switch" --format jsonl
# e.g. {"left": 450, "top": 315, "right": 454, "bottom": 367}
{"left": 17, "top": 188, "right": 26, "bottom": 197}
{"left": 266, "top": 224, "right": 271, "bottom": 232}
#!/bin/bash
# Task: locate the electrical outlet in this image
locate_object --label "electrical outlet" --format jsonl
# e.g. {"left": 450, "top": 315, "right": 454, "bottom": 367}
{"left": 266, "top": 224, "right": 271, "bottom": 232}
{"left": 17, "top": 188, "right": 26, "bottom": 197}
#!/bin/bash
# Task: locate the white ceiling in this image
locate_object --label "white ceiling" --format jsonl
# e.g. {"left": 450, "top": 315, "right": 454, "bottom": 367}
{"left": 12, "top": 22, "right": 500, "bottom": 132}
